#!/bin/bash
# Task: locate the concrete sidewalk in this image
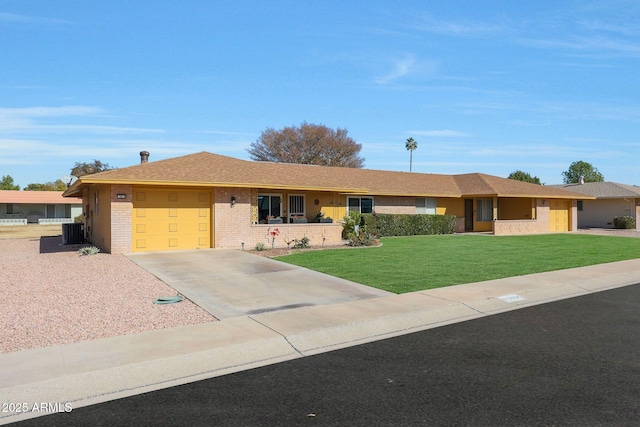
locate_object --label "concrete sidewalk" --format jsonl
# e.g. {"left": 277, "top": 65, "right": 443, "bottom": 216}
{"left": 2, "top": 258, "right": 640, "bottom": 424}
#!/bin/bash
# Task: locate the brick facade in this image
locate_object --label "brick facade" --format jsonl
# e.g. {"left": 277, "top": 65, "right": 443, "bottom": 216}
{"left": 247, "top": 223, "right": 343, "bottom": 250}
{"left": 374, "top": 196, "right": 415, "bottom": 214}
{"left": 493, "top": 198, "right": 577, "bottom": 235}
{"left": 98, "top": 184, "right": 579, "bottom": 252}
{"left": 213, "top": 187, "right": 343, "bottom": 250}
{"left": 109, "top": 184, "right": 132, "bottom": 253}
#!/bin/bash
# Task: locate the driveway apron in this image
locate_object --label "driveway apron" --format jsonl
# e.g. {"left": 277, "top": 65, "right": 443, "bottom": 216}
{"left": 126, "top": 249, "right": 391, "bottom": 319}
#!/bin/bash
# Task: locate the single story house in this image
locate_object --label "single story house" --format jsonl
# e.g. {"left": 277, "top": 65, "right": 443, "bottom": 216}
{"left": 62, "top": 151, "right": 591, "bottom": 253}
{"left": 0, "top": 190, "right": 82, "bottom": 226}
{"left": 550, "top": 182, "right": 640, "bottom": 230}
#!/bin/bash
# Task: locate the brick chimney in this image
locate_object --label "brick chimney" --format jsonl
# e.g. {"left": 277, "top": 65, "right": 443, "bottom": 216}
{"left": 140, "top": 151, "right": 150, "bottom": 164}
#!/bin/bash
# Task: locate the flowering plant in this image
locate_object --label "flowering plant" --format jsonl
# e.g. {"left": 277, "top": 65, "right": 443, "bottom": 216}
{"left": 269, "top": 228, "right": 280, "bottom": 248}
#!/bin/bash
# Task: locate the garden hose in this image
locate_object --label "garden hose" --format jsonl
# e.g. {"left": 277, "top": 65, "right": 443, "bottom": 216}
{"left": 153, "top": 294, "right": 184, "bottom": 304}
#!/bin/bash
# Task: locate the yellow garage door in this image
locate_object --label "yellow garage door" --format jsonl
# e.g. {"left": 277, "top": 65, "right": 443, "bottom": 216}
{"left": 132, "top": 189, "right": 212, "bottom": 252}
{"left": 549, "top": 200, "right": 569, "bottom": 232}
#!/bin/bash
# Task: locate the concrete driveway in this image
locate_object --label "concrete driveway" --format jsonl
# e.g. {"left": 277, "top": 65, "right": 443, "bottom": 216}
{"left": 127, "top": 249, "right": 391, "bottom": 319}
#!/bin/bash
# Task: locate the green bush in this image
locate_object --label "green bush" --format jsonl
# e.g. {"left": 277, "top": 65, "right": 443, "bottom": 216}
{"left": 255, "top": 242, "right": 266, "bottom": 251}
{"left": 293, "top": 236, "right": 311, "bottom": 249}
{"left": 342, "top": 211, "right": 363, "bottom": 239}
{"left": 613, "top": 216, "right": 636, "bottom": 229}
{"left": 342, "top": 211, "right": 379, "bottom": 246}
{"left": 345, "top": 230, "right": 378, "bottom": 246}
{"left": 363, "top": 213, "right": 455, "bottom": 236}
{"left": 78, "top": 246, "right": 100, "bottom": 256}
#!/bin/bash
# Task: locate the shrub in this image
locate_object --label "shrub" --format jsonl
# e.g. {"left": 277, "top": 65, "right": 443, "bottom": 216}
{"left": 293, "top": 236, "right": 310, "bottom": 249}
{"left": 78, "top": 246, "right": 100, "bottom": 256}
{"left": 342, "top": 211, "right": 361, "bottom": 239}
{"left": 342, "top": 211, "right": 379, "bottom": 246}
{"left": 363, "top": 213, "right": 456, "bottom": 236}
{"left": 345, "top": 230, "right": 378, "bottom": 246}
{"left": 255, "top": 242, "right": 266, "bottom": 251}
{"left": 613, "top": 216, "right": 636, "bottom": 229}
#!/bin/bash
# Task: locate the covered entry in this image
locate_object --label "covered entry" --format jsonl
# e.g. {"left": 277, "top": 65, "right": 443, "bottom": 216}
{"left": 132, "top": 188, "right": 212, "bottom": 252}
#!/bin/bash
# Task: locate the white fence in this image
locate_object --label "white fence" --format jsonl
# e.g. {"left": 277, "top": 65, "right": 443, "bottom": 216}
{"left": 38, "top": 218, "right": 75, "bottom": 225}
{"left": 0, "top": 218, "right": 74, "bottom": 226}
{"left": 0, "top": 218, "right": 28, "bottom": 226}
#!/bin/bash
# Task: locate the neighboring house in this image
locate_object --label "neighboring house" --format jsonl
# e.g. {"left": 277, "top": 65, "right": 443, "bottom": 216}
{"left": 550, "top": 182, "right": 640, "bottom": 230}
{"left": 62, "top": 151, "right": 591, "bottom": 253}
{"left": 0, "top": 190, "right": 82, "bottom": 225}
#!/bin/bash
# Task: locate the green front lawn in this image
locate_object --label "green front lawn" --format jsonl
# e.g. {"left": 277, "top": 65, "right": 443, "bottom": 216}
{"left": 274, "top": 234, "right": 640, "bottom": 293}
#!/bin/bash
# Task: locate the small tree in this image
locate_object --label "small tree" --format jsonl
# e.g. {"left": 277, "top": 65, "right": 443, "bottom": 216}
{"left": 562, "top": 161, "right": 604, "bottom": 184}
{"left": 507, "top": 170, "right": 541, "bottom": 185}
{"left": 71, "top": 160, "right": 113, "bottom": 177}
{"left": 0, "top": 175, "right": 20, "bottom": 190}
{"left": 405, "top": 137, "right": 418, "bottom": 172}
{"left": 248, "top": 122, "right": 364, "bottom": 168}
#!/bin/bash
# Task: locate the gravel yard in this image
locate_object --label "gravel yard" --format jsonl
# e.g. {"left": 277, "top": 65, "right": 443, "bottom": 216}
{"left": 0, "top": 234, "right": 216, "bottom": 354}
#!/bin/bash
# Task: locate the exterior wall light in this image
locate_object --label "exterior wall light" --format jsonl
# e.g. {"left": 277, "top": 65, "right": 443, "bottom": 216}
{"left": 231, "top": 196, "right": 236, "bottom": 207}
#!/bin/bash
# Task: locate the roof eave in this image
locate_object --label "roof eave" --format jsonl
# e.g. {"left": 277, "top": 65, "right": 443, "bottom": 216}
{"left": 63, "top": 178, "right": 369, "bottom": 195}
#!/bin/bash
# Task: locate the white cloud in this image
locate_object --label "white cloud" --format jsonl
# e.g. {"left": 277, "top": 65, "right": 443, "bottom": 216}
{"left": 519, "top": 35, "right": 640, "bottom": 57}
{"left": 0, "top": 12, "right": 70, "bottom": 25}
{"left": 375, "top": 56, "right": 415, "bottom": 84}
{"left": 27, "top": 125, "right": 165, "bottom": 134}
{"left": 409, "top": 130, "right": 470, "bottom": 137}
{"left": 411, "top": 13, "right": 504, "bottom": 37}
{"left": 0, "top": 106, "right": 165, "bottom": 135}
{"left": 375, "top": 55, "right": 422, "bottom": 84}
{"left": 0, "top": 105, "right": 104, "bottom": 117}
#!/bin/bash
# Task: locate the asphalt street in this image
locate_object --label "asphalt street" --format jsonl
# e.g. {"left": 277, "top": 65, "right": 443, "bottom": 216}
{"left": 12, "top": 283, "right": 640, "bottom": 427}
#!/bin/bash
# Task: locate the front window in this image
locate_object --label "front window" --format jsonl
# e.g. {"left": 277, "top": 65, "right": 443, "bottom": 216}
{"left": 258, "top": 194, "right": 281, "bottom": 221}
{"left": 476, "top": 198, "right": 493, "bottom": 222}
{"left": 288, "top": 194, "right": 305, "bottom": 218}
{"left": 347, "top": 197, "right": 374, "bottom": 214}
{"left": 416, "top": 198, "right": 436, "bottom": 214}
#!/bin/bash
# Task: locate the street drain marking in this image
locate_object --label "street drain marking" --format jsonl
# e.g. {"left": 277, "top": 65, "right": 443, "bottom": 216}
{"left": 497, "top": 294, "right": 525, "bottom": 303}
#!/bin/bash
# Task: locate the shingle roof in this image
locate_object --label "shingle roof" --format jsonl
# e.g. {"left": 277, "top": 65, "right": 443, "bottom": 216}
{"left": 63, "top": 151, "right": 589, "bottom": 200}
{"left": 0, "top": 190, "right": 81, "bottom": 204}
{"left": 549, "top": 182, "right": 640, "bottom": 199}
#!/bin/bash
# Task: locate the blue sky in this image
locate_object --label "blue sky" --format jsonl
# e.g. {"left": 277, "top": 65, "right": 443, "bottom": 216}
{"left": 1, "top": 1, "right": 639, "bottom": 189}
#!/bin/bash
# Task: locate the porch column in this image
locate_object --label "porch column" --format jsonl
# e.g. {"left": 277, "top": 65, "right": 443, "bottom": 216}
{"left": 493, "top": 196, "right": 498, "bottom": 220}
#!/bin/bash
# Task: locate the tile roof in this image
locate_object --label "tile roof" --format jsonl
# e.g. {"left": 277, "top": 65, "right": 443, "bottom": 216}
{"left": 0, "top": 190, "right": 81, "bottom": 204}
{"left": 64, "top": 151, "right": 589, "bottom": 200}
{"left": 549, "top": 182, "right": 640, "bottom": 199}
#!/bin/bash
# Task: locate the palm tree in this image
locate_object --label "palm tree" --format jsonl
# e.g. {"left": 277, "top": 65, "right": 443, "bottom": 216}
{"left": 405, "top": 137, "right": 418, "bottom": 172}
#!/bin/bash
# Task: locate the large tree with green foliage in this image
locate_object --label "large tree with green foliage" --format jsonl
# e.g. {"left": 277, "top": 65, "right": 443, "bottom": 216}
{"left": 0, "top": 175, "right": 20, "bottom": 190}
{"left": 248, "top": 122, "right": 364, "bottom": 168}
{"left": 24, "top": 180, "right": 67, "bottom": 191}
{"left": 71, "top": 160, "right": 113, "bottom": 177}
{"left": 507, "top": 170, "right": 541, "bottom": 185}
{"left": 561, "top": 160, "right": 604, "bottom": 183}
